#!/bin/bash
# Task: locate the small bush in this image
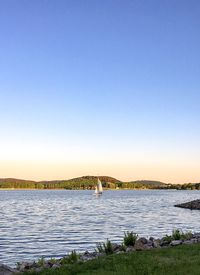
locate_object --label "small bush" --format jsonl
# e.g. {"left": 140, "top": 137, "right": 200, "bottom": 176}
{"left": 48, "top": 258, "right": 57, "bottom": 264}
{"left": 60, "top": 250, "right": 79, "bottom": 265}
{"left": 172, "top": 229, "right": 193, "bottom": 241}
{"left": 162, "top": 234, "right": 173, "bottom": 243}
{"left": 123, "top": 231, "right": 138, "bottom": 246}
{"left": 163, "top": 229, "right": 193, "bottom": 243}
{"left": 182, "top": 231, "right": 193, "bottom": 240}
{"left": 96, "top": 239, "right": 114, "bottom": 255}
{"left": 37, "top": 256, "right": 45, "bottom": 267}
{"left": 172, "top": 229, "right": 182, "bottom": 240}
{"left": 120, "top": 243, "right": 126, "bottom": 252}
{"left": 96, "top": 243, "right": 104, "bottom": 253}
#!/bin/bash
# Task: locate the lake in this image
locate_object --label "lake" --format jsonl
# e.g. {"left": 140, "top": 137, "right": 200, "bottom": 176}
{"left": 0, "top": 189, "right": 200, "bottom": 266}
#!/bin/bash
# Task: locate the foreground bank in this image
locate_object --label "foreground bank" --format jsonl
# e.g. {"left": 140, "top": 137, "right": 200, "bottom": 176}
{"left": 2, "top": 230, "right": 200, "bottom": 275}
{"left": 23, "top": 244, "right": 200, "bottom": 275}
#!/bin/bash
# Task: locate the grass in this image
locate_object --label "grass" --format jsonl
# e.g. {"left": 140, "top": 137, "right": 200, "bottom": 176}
{"left": 23, "top": 243, "right": 200, "bottom": 275}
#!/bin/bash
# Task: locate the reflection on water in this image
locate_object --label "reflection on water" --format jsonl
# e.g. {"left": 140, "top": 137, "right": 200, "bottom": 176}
{"left": 0, "top": 189, "right": 200, "bottom": 265}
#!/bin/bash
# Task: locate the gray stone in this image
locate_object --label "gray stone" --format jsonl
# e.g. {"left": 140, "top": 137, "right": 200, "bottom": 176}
{"left": 0, "top": 264, "right": 17, "bottom": 275}
{"left": 153, "top": 239, "right": 161, "bottom": 248}
{"left": 17, "top": 262, "right": 31, "bottom": 271}
{"left": 182, "top": 238, "right": 198, "bottom": 244}
{"left": 112, "top": 243, "right": 122, "bottom": 252}
{"left": 126, "top": 246, "right": 135, "bottom": 253}
{"left": 147, "top": 240, "right": 153, "bottom": 247}
{"left": 171, "top": 240, "right": 182, "bottom": 246}
{"left": 135, "top": 238, "right": 150, "bottom": 251}
{"left": 191, "top": 238, "right": 198, "bottom": 243}
{"left": 138, "top": 237, "right": 148, "bottom": 244}
{"left": 193, "top": 233, "right": 200, "bottom": 238}
{"left": 80, "top": 251, "right": 98, "bottom": 261}
{"left": 52, "top": 263, "right": 61, "bottom": 269}
{"left": 183, "top": 240, "right": 194, "bottom": 245}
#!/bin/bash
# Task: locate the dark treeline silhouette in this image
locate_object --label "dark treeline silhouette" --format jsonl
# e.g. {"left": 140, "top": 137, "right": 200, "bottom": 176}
{"left": 0, "top": 177, "right": 199, "bottom": 190}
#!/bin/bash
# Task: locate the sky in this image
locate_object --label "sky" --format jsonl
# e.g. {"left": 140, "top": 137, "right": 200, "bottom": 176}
{"left": 0, "top": 0, "right": 200, "bottom": 183}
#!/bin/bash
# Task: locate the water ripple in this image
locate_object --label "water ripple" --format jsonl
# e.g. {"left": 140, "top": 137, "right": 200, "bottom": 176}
{"left": 0, "top": 189, "right": 200, "bottom": 265}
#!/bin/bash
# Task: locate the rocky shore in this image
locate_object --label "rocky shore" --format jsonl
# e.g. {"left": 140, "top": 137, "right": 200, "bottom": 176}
{"left": 174, "top": 199, "right": 200, "bottom": 210}
{"left": 1, "top": 231, "right": 200, "bottom": 274}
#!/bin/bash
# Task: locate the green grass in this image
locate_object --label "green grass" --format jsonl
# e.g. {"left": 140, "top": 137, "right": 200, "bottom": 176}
{"left": 23, "top": 243, "right": 200, "bottom": 275}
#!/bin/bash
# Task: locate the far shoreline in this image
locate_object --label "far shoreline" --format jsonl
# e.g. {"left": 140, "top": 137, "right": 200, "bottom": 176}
{"left": 0, "top": 188, "right": 183, "bottom": 191}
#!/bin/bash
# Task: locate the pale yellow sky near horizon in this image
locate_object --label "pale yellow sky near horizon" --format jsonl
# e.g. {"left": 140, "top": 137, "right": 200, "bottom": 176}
{"left": 0, "top": 160, "right": 199, "bottom": 184}
{"left": 0, "top": 137, "right": 199, "bottom": 184}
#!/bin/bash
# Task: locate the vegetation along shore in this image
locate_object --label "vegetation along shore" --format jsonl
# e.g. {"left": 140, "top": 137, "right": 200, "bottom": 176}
{"left": 0, "top": 176, "right": 200, "bottom": 190}
{"left": 1, "top": 229, "right": 200, "bottom": 275}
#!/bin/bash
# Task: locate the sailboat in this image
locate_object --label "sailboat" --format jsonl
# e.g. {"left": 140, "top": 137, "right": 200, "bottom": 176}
{"left": 94, "top": 178, "right": 103, "bottom": 195}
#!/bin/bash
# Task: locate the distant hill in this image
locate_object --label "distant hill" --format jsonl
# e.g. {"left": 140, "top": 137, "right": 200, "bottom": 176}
{"left": 39, "top": 175, "right": 121, "bottom": 185}
{"left": 119, "top": 180, "right": 168, "bottom": 189}
{"left": 129, "top": 180, "right": 167, "bottom": 187}
{"left": 0, "top": 176, "right": 120, "bottom": 189}
{"left": 0, "top": 176, "right": 169, "bottom": 189}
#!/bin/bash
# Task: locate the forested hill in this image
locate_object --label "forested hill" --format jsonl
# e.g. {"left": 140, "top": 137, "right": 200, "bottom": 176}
{"left": 0, "top": 176, "right": 169, "bottom": 189}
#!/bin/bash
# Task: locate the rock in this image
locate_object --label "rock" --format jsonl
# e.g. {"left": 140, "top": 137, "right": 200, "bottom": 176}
{"left": 47, "top": 261, "right": 54, "bottom": 268}
{"left": 153, "top": 239, "right": 161, "bottom": 248}
{"left": 149, "top": 237, "right": 154, "bottom": 242}
{"left": 83, "top": 250, "right": 90, "bottom": 256}
{"left": 181, "top": 238, "right": 197, "bottom": 244}
{"left": 138, "top": 237, "right": 148, "bottom": 244}
{"left": 193, "top": 233, "right": 200, "bottom": 238}
{"left": 171, "top": 240, "right": 182, "bottom": 246}
{"left": 52, "top": 263, "right": 61, "bottom": 269}
{"left": 80, "top": 251, "right": 98, "bottom": 261}
{"left": 126, "top": 246, "right": 135, "bottom": 253}
{"left": 112, "top": 243, "right": 122, "bottom": 252}
{"left": 147, "top": 240, "right": 153, "bottom": 247}
{"left": 0, "top": 264, "right": 17, "bottom": 275}
{"left": 174, "top": 200, "right": 200, "bottom": 210}
{"left": 191, "top": 238, "right": 198, "bottom": 243}
{"left": 134, "top": 238, "right": 151, "bottom": 251}
{"left": 160, "top": 237, "right": 171, "bottom": 247}
{"left": 17, "top": 262, "right": 32, "bottom": 271}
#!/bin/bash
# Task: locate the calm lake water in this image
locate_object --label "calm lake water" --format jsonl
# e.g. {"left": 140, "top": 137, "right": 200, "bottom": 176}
{"left": 0, "top": 189, "right": 200, "bottom": 265}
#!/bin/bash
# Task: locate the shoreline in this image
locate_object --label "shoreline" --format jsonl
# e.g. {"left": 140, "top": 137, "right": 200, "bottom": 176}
{"left": 0, "top": 188, "right": 179, "bottom": 191}
{"left": 2, "top": 229, "right": 200, "bottom": 274}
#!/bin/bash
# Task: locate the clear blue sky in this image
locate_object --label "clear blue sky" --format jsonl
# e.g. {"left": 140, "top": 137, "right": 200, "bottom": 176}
{"left": 0, "top": 0, "right": 200, "bottom": 183}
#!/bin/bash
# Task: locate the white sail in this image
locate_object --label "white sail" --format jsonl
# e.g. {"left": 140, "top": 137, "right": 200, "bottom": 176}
{"left": 94, "top": 178, "right": 103, "bottom": 195}
{"left": 98, "top": 178, "right": 103, "bottom": 193}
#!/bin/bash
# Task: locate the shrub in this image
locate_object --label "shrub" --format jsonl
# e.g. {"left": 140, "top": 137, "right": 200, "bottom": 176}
{"left": 172, "top": 229, "right": 182, "bottom": 240}
{"left": 37, "top": 256, "right": 45, "bottom": 267}
{"left": 96, "top": 239, "right": 114, "bottom": 255}
{"left": 172, "top": 229, "right": 193, "bottom": 240}
{"left": 163, "top": 229, "right": 193, "bottom": 243}
{"left": 60, "top": 250, "right": 79, "bottom": 265}
{"left": 162, "top": 234, "right": 173, "bottom": 243}
{"left": 182, "top": 231, "right": 193, "bottom": 240}
{"left": 123, "top": 231, "right": 138, "bottom": 246}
